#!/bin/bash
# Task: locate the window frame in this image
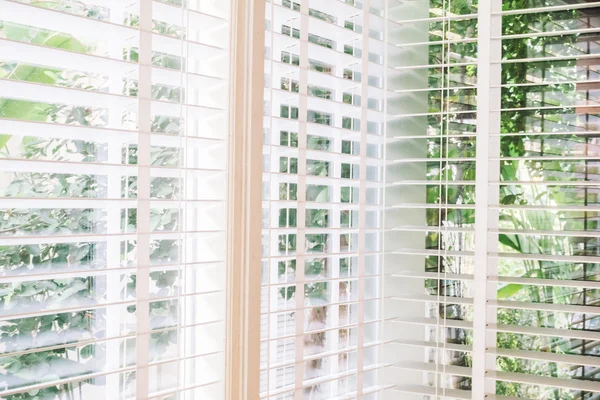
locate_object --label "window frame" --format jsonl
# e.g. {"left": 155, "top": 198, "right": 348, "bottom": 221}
{"left": 225, "top": 0, "right": 265, "bottom": 398}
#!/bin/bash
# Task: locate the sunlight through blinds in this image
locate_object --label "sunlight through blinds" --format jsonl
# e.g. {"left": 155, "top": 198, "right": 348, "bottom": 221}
{"left": 0, "top": 0, "right": 231, "bottom": 398}
{"left": 487, "top": 0, "right": 600, "bottom": 398}
{"left": 381, "top": 1, "right": 600, "bottom": 400}
{"left": 382, "top": 0, "right": 478, "bottom": 398}
{"left": 261, "top": 0, "right": 387, "bottom": 398}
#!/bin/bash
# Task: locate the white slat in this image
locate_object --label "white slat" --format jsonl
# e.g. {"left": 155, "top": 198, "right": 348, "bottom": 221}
{"left": 490, "top": 347, "right": 600, "bottom": 368}
{"left": 487, "top": 370, "right": 600, "bottom": 393}
{"left": 392, "top": 384, "right": 472, "bottom": 400}
{"left": 489, "top": 323, "right": 600, "bottom": 342}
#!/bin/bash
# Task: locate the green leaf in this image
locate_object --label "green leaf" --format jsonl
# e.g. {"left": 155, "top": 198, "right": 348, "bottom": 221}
{"left": 0, "top": 134, "right": 11, "bottom": 150}
{"left": 279, "top": 286, "right": 296, "bottom": 300}
{"left": 80, "top": 344, "right": 94, "bottom": 359}
{"left": 499, "top": 234, "right": 520, "bottom": 252}
{"left": 53, "top": 279, "right": 87, "bottom": 302}
{"left": 6, "top": 360, "right": 22, "bottom": 373}
{"left": 500, "top": 194, "right": 517, "bottom": 205}
{"left": 17, "top": 283, "right": 44, "bottom": 297}
{"left": 36, "top": 281, "right": 58, "bottom": 291}
{"left": 497, "top": 283, "right": 524, "bottom": 299}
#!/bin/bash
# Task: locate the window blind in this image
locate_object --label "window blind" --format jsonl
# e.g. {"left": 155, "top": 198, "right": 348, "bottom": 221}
{"left": 382, "top": 1, "right": 600, "bottom": 400}
{"left": 261, "top": 0, "right": 386, "bottom": 398}
{"left": 0, "top": 0, "right": 230, "bottom": 398}
{"left": 383, "top": 0, "right": 478, "bottom": 398}
{"left": 4, "top": 0, "right": 599, "bottom": 399}
{"left": 487, "top": 1, "right": 600, "bottom": 398}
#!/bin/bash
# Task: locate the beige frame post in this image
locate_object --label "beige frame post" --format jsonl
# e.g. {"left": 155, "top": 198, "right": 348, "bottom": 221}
{"left": 225, "top": 0, "right": 265, "bottom": 399}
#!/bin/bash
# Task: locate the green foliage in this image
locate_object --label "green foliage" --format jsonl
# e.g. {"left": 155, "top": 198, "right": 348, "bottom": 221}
{"left": 419, "top": 2, "right": 590, "bottom": 396}
{"left": 494, "top": 3, "right": 588, "bottom": 397}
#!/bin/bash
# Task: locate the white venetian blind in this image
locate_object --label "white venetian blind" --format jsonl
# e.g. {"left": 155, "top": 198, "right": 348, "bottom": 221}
{"left": 0, "top": 0, "right": 230, "bottom": 398}
{"left": 382, "top": 0, "right": 478, "bottom": 398}
{"left": 381, "top": 1, "right": 600, "bottom": 400}
{"left": 486, "top": 0, "right": 600, "bottom": 398}
{"left": 261, "top": 0, "right": 387, "bottom": 398}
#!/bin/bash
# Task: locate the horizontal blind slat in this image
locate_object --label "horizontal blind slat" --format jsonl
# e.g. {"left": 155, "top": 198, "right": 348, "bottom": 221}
{"left": 487, "top": 370, "right": 600, "bottom": 393}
